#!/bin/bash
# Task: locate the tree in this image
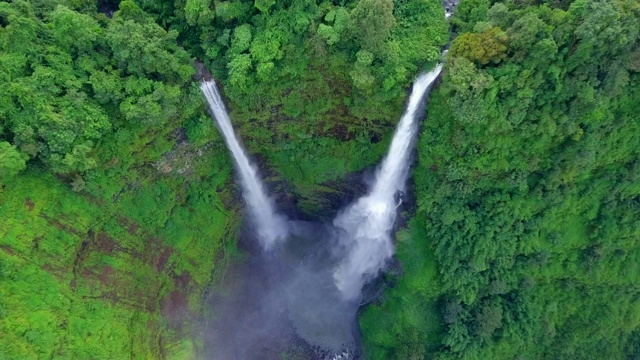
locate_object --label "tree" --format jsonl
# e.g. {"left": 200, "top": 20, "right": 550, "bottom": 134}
{"left": 449, "top": 27, "right": 508, "bottom": 65}
{"left": 317, "top": 7, "right": 349, "bottom": 46}
{"left": 474, "top": 299, "right": 503, "bottom": 338}
{"left": 227, "top": 54, "right": 252, "bottom": 90}
{"left": 0, "top": 141, "right": 27, "bottom": 183}
{"left": 349, "top": 0, "right": 395, "bottom": 55}
{"left": 230, "top": 24, "right": 252, "bottom": 54}
{"left": 254, "top": 0, "right": 275, "bottom": 13}
{"left": 107, "top": 1, "right": 194, "bottom": 81}
{"left": 350, "top": 49, "right": 375, "bottom": 92}
{"left": 49, "top": 6, "right": 102, "bottom": 55}
{"left": 185, "top": 0, "right": 214, "bottom": 26}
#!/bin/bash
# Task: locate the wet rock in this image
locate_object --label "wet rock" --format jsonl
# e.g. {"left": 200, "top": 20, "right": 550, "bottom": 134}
{"left": 193, "top": 60, "right": 212, "bottom": 81}
{"left": 97, "top": 0, "right": 116, "bottom": 18}
{"left": 443, "top": 0, "right": 460, "bottom": 19}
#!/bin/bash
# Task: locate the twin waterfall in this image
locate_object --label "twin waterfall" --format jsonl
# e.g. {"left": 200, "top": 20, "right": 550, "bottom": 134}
{"left": 201, "top": 63, "right": 443, "bottom": 300}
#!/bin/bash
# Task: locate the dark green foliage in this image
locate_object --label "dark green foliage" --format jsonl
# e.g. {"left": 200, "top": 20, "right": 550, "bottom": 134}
{"left": 0, "top": 1, "right": 236, "bottom": 358}
{"left": 134, "top": 0, "right": 449, "bottom": 198}
{"left": 3, "top": 0, "right": 640, "bottom": 358}
{"left": 349, "top": 0, "right": 396, "bottom": 55}
{"left": 0, "top": 0, "right": 195, "bottom": 177}
{"left": 363, "top": 0, "right": 640, "bottom": 358}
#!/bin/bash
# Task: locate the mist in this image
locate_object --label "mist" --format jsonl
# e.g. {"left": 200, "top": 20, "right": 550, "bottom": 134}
{"left": 201, "top": 65, "right": 443, "bottom": 358}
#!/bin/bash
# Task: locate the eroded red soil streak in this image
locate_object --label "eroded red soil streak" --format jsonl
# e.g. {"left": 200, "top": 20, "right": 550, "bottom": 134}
{"left": 24, "top": 197, "right": 35, "bottom": 211}
{"left": 160, "top": 290, "right": 188, "bottom": 331}
{"left": 96, "top": 232, "right": 119, "bottom": 255}
{"left": 0, "top": 245, "right": 16, "bottom": 255}
{"left": 155, "top": 247, "right": 173, "bottom": 273}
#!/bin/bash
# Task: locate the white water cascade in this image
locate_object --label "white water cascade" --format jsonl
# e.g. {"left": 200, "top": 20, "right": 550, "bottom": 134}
{"left": 201, "top": 80, "right": 287, "bottom": 250}
{"left": 333, "top": 64, "right": 444, "bottom": 300}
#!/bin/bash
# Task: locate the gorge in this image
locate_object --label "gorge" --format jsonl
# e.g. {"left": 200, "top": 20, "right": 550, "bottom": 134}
{"left": 201, "top": 62, "right": 444, "bottom": 358}
{"left": 2, "top": 0, "right": 639, "bottom": 359}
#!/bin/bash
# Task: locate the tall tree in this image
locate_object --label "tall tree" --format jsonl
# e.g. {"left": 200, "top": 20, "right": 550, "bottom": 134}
{"left": 349, "top": 0, "right": 396, "bottom": 55}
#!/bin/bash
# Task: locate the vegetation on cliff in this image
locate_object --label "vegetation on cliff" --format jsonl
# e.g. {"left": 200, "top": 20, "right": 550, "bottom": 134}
{"left": 362, "top": 0, "right": 640, "bottom": 358}
{"left": 1, "top": 0, "right": 639, "bottom": 358}
{"left": 0, "top": 1, "right": 238, "bottom": 358}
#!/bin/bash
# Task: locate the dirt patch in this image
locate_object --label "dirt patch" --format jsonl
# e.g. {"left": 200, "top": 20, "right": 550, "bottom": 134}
{"left": 96, "top": 232, "right": 119, "bottom": 255}
{"left": 171, "top": 128, "right": 189, "bottom": 146}
{"left": 160, "top": 291, "right": 188, "bottom": 331}
{"left": 155, "top": 247, "right": 173, "bottom": 273}
{"left": 97, "top": 265, "right": 116, "bottom": 287}
{"left": 41, "top": 263, "right": 55, "bottom": 272}
{"left": 128, "top": 223, "right": 139, "bottom": 235}
{"left": 78, "top": 265, "right": 161, "bottom": 310}
{"left": 117, "top": 216, "right": 140, "bottom": 235}
{"left": 71, "top": 239, "right": 90, "bottom": 282}
{"left": 174, "top": 272, "right": 192, "bottom": 289}
{"left": 41, "top": 263, "right": 67, "bottom": 279}
{"left": 42, "top": 214, "right": 83, "bottom": 237}
{"left": 147, "top": 237, "right": 163, "bottom": 250}
{"left": 24, "top": 197, "right": 34, "bottom": 211}
{"left": 61, "top": 225, "right": 182, "bottom": 316}
{"left": 0, "top": 244, "right": 15, "bottom": 255}
{"left": 328, "top": 123, "right": 350, "bottom": 141}
{"left": 133, "top": 288, "right": 158, "bottom": 312}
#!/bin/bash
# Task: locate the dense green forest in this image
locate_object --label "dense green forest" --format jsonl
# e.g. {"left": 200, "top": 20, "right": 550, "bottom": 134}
{"left": 1, "top": 0, "right": 639, "bottom": 359}
{"left": 361, "top": 0, "right": 640, "bottom": 358}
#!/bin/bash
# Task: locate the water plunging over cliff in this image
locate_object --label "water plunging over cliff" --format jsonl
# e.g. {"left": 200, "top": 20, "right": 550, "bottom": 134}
{"left": 202, "top": 62, "right": 445, "bottom": 359}
{"left": 332, "top": 65, "right": 444, "bottom": 300}
{"left": 200, "top": 80, "right": 288, "bottom": 250}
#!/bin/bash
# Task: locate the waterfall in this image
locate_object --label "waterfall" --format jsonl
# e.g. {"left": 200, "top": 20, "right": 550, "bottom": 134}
{"left": 200, "top": 80, "right": 287, "bottom": 249}
{"left": 332, "top": 64, "right": 444, "bottom": 300}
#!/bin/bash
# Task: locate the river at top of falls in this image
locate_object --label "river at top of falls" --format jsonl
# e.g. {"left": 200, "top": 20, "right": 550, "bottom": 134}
{"left": 200, "top": 80, "right": 288, "bottom": 250}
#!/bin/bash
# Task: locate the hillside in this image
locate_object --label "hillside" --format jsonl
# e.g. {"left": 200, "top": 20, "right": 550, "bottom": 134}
{"left": 1, "top": 0, "right": 639, "bottom": 359}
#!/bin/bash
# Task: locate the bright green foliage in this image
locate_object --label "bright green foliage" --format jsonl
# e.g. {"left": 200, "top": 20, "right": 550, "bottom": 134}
{"left": 106, "top": 11, "right": 193, "bottom": 81}
{"left": 0, "top": 1, "right": 238, "bottom": 358}
{"left": 227, "top": 53, "right": 252, "bottom": 90}
{"left": 0, "top": 142, "right": 27, "bottom": 183}
{"left": 351, "top": 50, "right": 376, "bottom": 91}
{"left": 362, "top": 0, "right": 640, "bottom": 358}
{"left": 134, "top": 0, "right": 449, "bottom": 199}
{"left": 0, "top": 0, "right": 194, "bottom": 176}
{"left": 184, "top": 0, "right": 214, "bottom": 26}
{"left": 0, "top": 160, "right": 237, "bottom": 358}
{"left": 230, "top": 23, "right": 252, "bottom": 54}
{"left": 4, "top": 0, "right": 640, "bottom": 358}
{"left": 317, "top": 7, "right": 349, "bottom": 46}
{"left": 349, "top": 0, "right": 396, "bottom": 55}
{"left": 254, "top": 0, "right": 275, "bottom": 13}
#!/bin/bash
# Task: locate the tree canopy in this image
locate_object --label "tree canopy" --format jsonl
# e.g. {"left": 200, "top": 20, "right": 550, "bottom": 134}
{"left": 361, "top": 0, "right": 640, "bottom": 358}
{"left": 1, "top": 0, "right": 639, "bottom": 358}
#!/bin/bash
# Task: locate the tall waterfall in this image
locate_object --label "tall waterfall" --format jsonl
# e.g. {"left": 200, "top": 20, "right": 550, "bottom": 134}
{"left": 333, "top": 64, "right": 444, "bottom": 300}
{"left": 200, "top": 80, "right": 287, "bottom": 249}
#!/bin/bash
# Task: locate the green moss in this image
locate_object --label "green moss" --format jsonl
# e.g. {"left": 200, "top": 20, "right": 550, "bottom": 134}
{"left": 0, "top": 155, "right": 238, "bottom": 359}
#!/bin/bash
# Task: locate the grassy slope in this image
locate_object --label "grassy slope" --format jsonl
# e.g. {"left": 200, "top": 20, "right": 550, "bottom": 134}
{"left": 0, "top": 137, "right": 240, "bottom": 359}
